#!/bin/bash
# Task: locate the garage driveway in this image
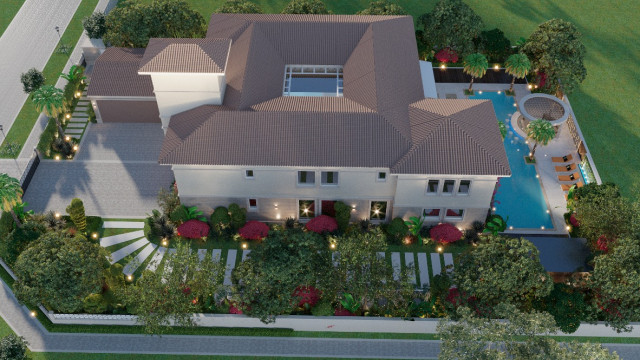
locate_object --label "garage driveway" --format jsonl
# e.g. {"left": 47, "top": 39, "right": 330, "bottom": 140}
{"left": 24, "top": 123, "right": 173, "bottom": 217}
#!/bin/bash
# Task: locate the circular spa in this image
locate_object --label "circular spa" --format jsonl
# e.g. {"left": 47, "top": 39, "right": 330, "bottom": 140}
{"left": 516, "top": 93, "right": 571, "bottom": 130}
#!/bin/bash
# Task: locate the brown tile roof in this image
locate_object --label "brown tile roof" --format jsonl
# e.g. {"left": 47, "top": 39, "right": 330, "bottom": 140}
{"left": 391, "top": 99, "right": 511, "bottom": 176}
{"left": 87, "top": 48, "right": 154, "bottom": 97}
{"left": 139, "top": 38, "right": 231, "bottom": 73}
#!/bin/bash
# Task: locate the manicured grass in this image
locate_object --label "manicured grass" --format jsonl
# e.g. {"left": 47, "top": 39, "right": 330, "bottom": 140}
{"left": 31, "top": 356, "right": 414, "bottom": 360}
{"left": 0, "top": 0, "right": 25, "bottom": 37}
{"left": 0, "top": 0, "right": 99, "bottom": 158}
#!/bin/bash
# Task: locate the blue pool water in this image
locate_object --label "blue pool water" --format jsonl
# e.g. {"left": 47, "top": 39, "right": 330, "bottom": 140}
{"left": 469, "top": 91, "right": 553, "bottom": 229}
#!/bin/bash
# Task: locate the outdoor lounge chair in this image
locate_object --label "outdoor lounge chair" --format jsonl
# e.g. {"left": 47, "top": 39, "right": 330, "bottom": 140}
{"left": 558, "top": 172, "right": 581, "bottom": 182}
{"left": 561, "top": 181, "right": 584, "bottom": 191}
{"left": 552, "top": 154, "right": 573, "bottom": 163}
{"left": 555, "top": 163, "right": 577, "bottom": 172}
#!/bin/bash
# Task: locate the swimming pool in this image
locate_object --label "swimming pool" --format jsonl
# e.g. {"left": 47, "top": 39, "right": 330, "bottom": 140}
{"left": 469, "top": 91, "right": 553, "bottom": 229}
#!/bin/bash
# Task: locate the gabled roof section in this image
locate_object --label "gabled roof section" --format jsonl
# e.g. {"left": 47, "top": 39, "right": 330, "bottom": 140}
{"left": 250, "top": 96, "right": 375, "bottom": 113}
{"left": 392, "top": 99, "right": 511, "bottom": 176}
{"left": 87, "top": 48, "right": 154, "bottom": 97}
{"left": 139, "top": 38, "right": 231, "bottom": 73}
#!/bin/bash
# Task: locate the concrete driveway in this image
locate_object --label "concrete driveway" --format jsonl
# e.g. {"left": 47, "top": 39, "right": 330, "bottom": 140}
{"left": 24, "top": 123, "right": 173, "bottom": 217}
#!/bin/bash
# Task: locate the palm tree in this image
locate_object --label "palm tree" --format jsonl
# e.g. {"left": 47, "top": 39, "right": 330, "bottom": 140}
{"left": 463, "top": 53, "right": 488, "bottom": 93}
{"left": 526, "top": 119, "right": 556, "bottom": 159}
{"left": 0, "top": 173, "right": 24, "bottom": 228}
{"left": 505, "top": 54, "right": 531, "bottom": 93}
{"left": 59, "top": 65, "right": 86, "bottom": 84}
{"left": 32, "top": 85, "right": 65, "bottom": 135}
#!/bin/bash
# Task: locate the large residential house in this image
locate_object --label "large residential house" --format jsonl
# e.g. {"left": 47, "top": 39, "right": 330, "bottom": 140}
{"left": 87, "top": 14, "right": 511, "bottom": 227}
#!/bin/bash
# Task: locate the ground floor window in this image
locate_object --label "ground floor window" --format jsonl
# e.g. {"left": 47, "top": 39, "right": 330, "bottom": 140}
{"left": 299, "top": 200, "right": 315, "bottom": 218}
{"left": 248, "top": 198, "right": 258, "bottom": 211}
{"left": 370, "top": 201, "right": 387, "bottom": 221}
{"left": 321, "top": 200, "right": 336, "bottom": 217}
{"left": 423, "top": 208, "right": 441, "bottom": 220}
{"left": 445, "top": 208, "right": 464, "bottom": 220}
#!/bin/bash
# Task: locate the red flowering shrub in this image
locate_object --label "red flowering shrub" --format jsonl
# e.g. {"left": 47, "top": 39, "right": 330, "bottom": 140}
{"left": 597, "top": 235, "right": 615, "bottom": 253}
{"left": 446, "top": 288, "right": 462, "bottom": 307}
{"left": 537, "top": 72, "right": 547, "bottom": 88}
{"left": 239, "top": 220, "right": 270, "bottom": 240}
{"left": 569, "top": 213, "right": 580, "bottom": 227}
{"left": 430, "top": 223, "right": 463, "bottom": 244}
{"left": 435, "top": 47, "right": 458, "bottom": 63}
{"left": 229, "top": 302, "right": 243, "bottom": 314}
{"left": 176, "top": 219, "right": 209, "bottom": 239}
{"left": 292, "top": 285, "right": 321, "bottom": 307}
{"left": 305, "top": 215, "right": 338, "bottom": 234}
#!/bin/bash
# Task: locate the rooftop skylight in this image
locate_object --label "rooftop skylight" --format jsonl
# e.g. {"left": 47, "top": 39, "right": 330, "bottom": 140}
{"left": 283, "top": 65, "right": 343, "bottom": 97}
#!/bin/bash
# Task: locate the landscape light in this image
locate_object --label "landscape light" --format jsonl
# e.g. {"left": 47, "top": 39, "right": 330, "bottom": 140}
{"left": 54, "top": 212, "right": 61, "bottom": 218}
{"left": 436, "top": 246, "right": 443, "bottom": 253}
{"left": 528, "top": 84, "right": 533, "bottom": 89}
{"left": 492, "top": 207, "right": 496, "bottom": 211}
{"left": 161, "top": 238, "right": 168, "bottom": 247}
{"left": 30, "top": 311, "right": 37, "bottom": 317}
{"left": 127, "top": 275, "right": 133, "bottom": 281}
{"left": 75, "top": 91, "right": 82, "bottom": 98}
{"left": 440, "top": 64, "right": 446, "bottom": 69}
{"left": 509, "top": 226, "right": 514, "bottom": 230}
{"left": 566, "top": 225, "right": 571, "bottom": 231}
{"left": 242, "top": 243, "right": 248, "bottom": 249}
{"left": 494, "top": 64, "right": 500, "bottom": 70}
{"left": 54, "top": 155, "right": 60, "bottom": 160}
{"left": 546, "top": 210, "right": 550, "bottom": 214}
{"left": 65, "top": 114, "right": 71, "bottom": 119}
{"left": 541, "top": 226, "right": 545, "bottom": 230}
{"left": 73, "top": 145, "right": 78, "bottom": 151}
{"left": 497, "top": 91, "right": 501, "bottom": 94}
{"left": 536, "top": 174, "right": 540, "bottom": 178}
{"left": 65, "top": 136, "right": 70, "bottom": 141}
{"left": 330, "top": 243, "right": 336, "bottom": 250}
{"left": 92, "top": 233, "right": 98, "bottom": 239}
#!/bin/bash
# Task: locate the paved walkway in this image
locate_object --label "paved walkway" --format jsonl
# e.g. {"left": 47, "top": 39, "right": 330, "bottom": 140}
{"left": 0, "top": 0, "right": 82, "bottom": 134}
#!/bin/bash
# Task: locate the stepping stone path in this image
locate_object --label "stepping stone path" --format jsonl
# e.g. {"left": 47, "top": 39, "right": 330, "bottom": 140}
{"left": 99, "top": 221, "right": 455, "bottom": 291}
{"left": 64, "top": 88, "right": 90, "bottom": 140}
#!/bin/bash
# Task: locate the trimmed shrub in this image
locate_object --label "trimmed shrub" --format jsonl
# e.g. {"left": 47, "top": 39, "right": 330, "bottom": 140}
{"left": 210, "top": 206, "right": 230, "bottom": 233}
{"left": 82, "top": 11, "right": 106, "bottom": 39}
{"left": 311, "top": 299, "right": 334, "bottom": 316}
{"left": 239, "top": 220, "right": 269, "bottom": 240}
{"left": 292, "top": 285, "right": 321, "bottom": 308}
{"left": 170, "top": 205, "right": 189, "bottom": 224}
{"left": 0, "top": 212, "right": 14, "bottom": 240}
{"left": 305, "top": 215, "right": 338, "bottom": 234}
{"left": 216, "top": 0, "right": 262, "bottom": 13}
{"left": 145, "top": 209, "right": 175, "bottom": 240}
{"left": 37, "top": 118, "right": 57, "bottom": 156}
{"left": 2, "top": 221, "right": 46, "bottom": 267}
{"left": 385, "top": 217, "right": 408, "bottom": 244}
{"left": 228, "top": 203, "right": 247, "bottom": 230}
{"left": 177, "top": 219, "right": 210, "bottom": 239}
{"left": 20, "top": 68, "right": 45, "bottom": 94}
{"left": 0, "top": 334, "right": 28, "bottom": 360}
{"left": 83, "top": 293, "right": 108, "bottom": 314}
{"left": 333, "top": 201, "right": 351, "bottom": 232}
{"left": 430, "top": 223, "right": 463, "bottom": 244}
{"left": 357, "top": 0, "right": 407, "bottom": 15}
{"left": 281, "top": 0, "right": 329, "bottom": 14}
{"left": 85, "top": 216, "right": 104, "bottom": 235}
{"left": 66, "top": 198, "right": 87, "bottom": 233}
{"left": 435, "top": 47, "right": 458, "bottom": 63}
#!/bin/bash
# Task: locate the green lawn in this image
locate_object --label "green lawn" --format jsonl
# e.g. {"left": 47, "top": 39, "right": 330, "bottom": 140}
{"left": 0, "top": 0, "right": 98, "bottom": 158}
{"left": 0, "top": 0, "right": 25, "bottom": 37}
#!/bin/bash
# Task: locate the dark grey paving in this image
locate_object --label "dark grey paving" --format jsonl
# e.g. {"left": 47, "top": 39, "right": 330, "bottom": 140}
{"left": 526, "top": 237, "right": 590, "bottom": 272}
{"left": 23, "top": 161, "right": 173, "bottom": 217}
{"left": 75, "top": 123, "right": 166, "bottom": 162}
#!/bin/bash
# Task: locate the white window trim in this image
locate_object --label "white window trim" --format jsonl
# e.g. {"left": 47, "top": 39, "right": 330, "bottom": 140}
{"left": 457, "top": 179, "right": 472, "bottom": 196}
{"left": 422, "top": 208, "right": 443, "bottom": 221}
{"left": 444, "top": 208, "right": 465, "bottom": 220}
{"left": 442, "top": 179, "right": 456, "bottom": 196}
{"left": 369, "top": 200, "right": 388, "bottom": 222}
{"left": 426, "top": 180, "right": 440, "bottom": 195}
{"left": 247, "top": 198, "right": 258, "bottom": 212}
{"left": 245, "top": 170, "right": 254, "bottom": 179}
{"left": 298, "top": 199, "right": 316, "bottom": 220}
{"left": 297, "top": 170, "right": 316, "bottom": 187}
{"left": 320, "top": 171, "right": 339, "bottom": 186}
{"left": 376, "top": 172, "right": 387, "bottom": 182}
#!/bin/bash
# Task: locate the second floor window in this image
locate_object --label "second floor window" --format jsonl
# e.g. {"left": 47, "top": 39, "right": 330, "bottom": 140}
{"left": 458, "top": 180, "right": 471, "bottom": 194}
{"left": 443, "top": 180, "right": 455, "bottom": 194}
{"left": 427, "top": 180, "right": 439, "bottom": 194}
{"left": 321, "top": 171, "right": 339, "bottom": 185}
{"left": 298, "top": 171, "right": 315, "bottom": 185}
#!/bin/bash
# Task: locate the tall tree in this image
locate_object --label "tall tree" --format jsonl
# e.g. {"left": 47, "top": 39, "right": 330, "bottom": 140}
{"left": 216, "top": 0, "right": 262, "bottom": 13}
{"left": 357, "top": 0, "right": 407, "bottom": 15}
{"left": 462, "top": 53, "right": 487, "bottom": 93}
{"left": 232, "top": 229, "right": 332, "bottom": 323}
{"left": 477, "top": 28, "right": 511, "bottom": 63}
{"left": 82, "top": 11, "right": 107, "bottom": 39}
{"left": 526, "top": 119, "right": 556, "bottom": 159}
{"left": 13, "top": 231, "right": 108, "bottom": 313}
{"left": 0, "top": 173, "right": 24, "bottom": 228}
{"left": 522, "top": 19, "right": 587, "bottom": 97}
{"left": 124, "top": 244, "right": 225, "bottom": 334}
{"left": 454, "top": 236, "right": 552, "bottom": 309}
{"left": 417, "top": 0, "right": 483, "bottom": 56}
{"left": 281, "top": 0, "right": 329, "bottom": 14}
{"left": 19, "top": 68, "right": 45, "bottom": 94}
{"left": 505, "top": 53, "right": 531, "bottom": 92}
{"left": 31, "top": 85, "right": 65, "bottom": 135}
{"left": 590, "top": 236, "right": 640, "bottom": 333}
{"left": 0, "top": 334, "right": 29, "bottom": 360}
{"left": 104, "top": 0, "right": 206, "bottom": 47}
{"left": 438, "top": 303, "right": 619, "bottom": 359}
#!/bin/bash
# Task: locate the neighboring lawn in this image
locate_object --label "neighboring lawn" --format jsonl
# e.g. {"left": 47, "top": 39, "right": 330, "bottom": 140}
{"left": 0, "top": 0, "right": 25, "bottom": 37}
{"left": 0, "top": 0, "right": 98, "bottom": 158}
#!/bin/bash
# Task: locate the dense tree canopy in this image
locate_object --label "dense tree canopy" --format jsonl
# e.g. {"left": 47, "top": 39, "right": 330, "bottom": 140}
{"left": 357, "top": 0, "right": 407, "bottom": 15}
{"left": 19, "top": 68, "right": 45, "bottom": 94}
{"left": 454, "top": 236, "right": 553, "bottom": 309}
{"left": 477, "top": 28, "right": 511, "bottom": 62}
{"left": 232, "top": 229, "right": 332, "bottom": 323}
{"left": 590, "top": 236, "right": 640, "bottom": 332}
{"left": 281, "top": 0, "right": 330, "bottom": 14}
{"left": 534, "top": 283, "right": 587, "bottom": 334}
{"left": 418, "top": 0, "right": 483, "bottom": 56}
{"left": 104, "top": 0, "right": 206, "bottom": 47}
{"left": 124, "top": 244, "right": 225, "bottom": 334}
{"left": 438, "top": 303, "right": 618, "bottom": 360}
{"left": 216, "top": 0, "right": 262, "bottom": 13}
{"left": 14, "top": 231, "right": 108, "bottom": 313}
{"left": 82, "top": 11, "right": 107, "bottom": 39}
{"left": 522, "top": 18, "right": 587, "bottom": 96}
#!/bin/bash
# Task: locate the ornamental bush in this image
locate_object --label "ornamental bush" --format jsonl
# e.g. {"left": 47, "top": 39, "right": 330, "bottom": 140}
{"left": 292, "top": 285, "right": 321, "bottom": 308}
{"left": 19, "top": 68, "right": 45, "bottom": 94}
{"left": 430, "top": 223, "right": 463, "bottom": 244}
{"left": 281, "top": 0, "right": 329, "bottom": 14}
{"left": 66, "top": 198, "right": 87, "bottom": 233}
{"left": 176, "top": 219, "right": 210, "bottom": 239}
{"left": 239, "top": 221, "right": 270, "bottom": 240}
{"left": 333, "top": 201, "right": 351, "bottom": 232}
{"left": 228, "top": 203, "right": 247, "bottom": 230}
{"left": 216, "top": 0, "right": 262, "bottom": 13}
{"left": 82, "top": 11, "right": 107, "bottom": 39}
{"left": 435, "top": 47, "right": 458, "bottom": 63}
{"left": 305, "top": 215, "right": 338, "bottom": 234}
{"left": 0, "top": 334, "right": 28, "bottom": 360}
{"left": 385, "top": 217, "right": 408, "bottom": 245}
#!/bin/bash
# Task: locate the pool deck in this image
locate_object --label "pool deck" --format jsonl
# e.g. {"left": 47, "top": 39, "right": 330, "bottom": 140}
{"left": 436, "top": 83, "right": 573, "bottom": 235}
